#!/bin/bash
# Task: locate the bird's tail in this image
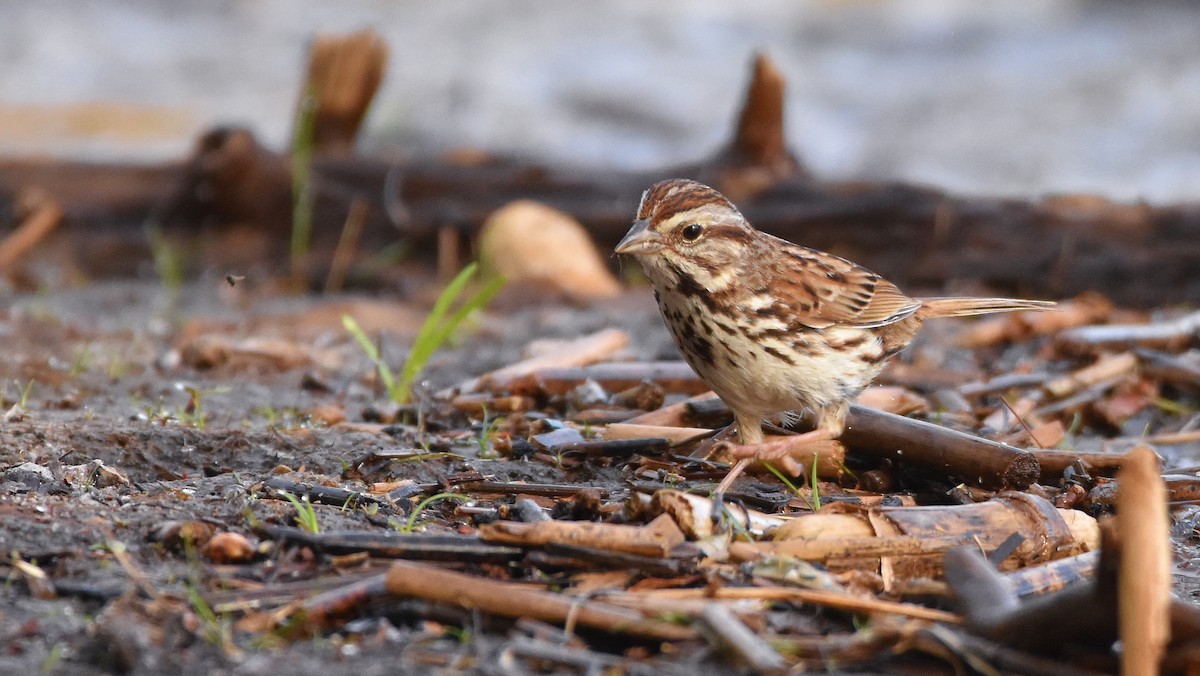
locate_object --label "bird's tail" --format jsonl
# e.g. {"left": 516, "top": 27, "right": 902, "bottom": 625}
{"left": 917, "top": 297, "right": 1056, "bottom": 319}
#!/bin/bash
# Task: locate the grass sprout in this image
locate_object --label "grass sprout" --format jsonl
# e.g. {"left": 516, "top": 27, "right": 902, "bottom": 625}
{"left": 395, "top": 492, "right": 469, "bottom": 533}
{"left": 343, "top": 262, "right": 504, "bottom": 403}
{"left": 290, "top": 88, "right": 318, "bottom": 287}
{"left": 281, "top": 492, "right": 320, "bottom": 534}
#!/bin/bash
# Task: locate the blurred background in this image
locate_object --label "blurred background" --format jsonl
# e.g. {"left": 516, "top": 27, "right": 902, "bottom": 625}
{"left": 2, "top": 0, "right": 1200, "bottom": 201}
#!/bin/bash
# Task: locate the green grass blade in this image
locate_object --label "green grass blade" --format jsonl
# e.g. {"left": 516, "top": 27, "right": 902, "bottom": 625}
{"left": 392, "top": 264, "right": 504, "bottom": 403}
{"left": 341, "top": 314, "right": 395, "bottom": 394}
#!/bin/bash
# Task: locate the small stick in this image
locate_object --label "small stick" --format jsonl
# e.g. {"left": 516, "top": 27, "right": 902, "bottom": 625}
{"left": 1116, "top": 447, "right": 1170, "bottom": 676}
{"left": 0, "top": 189, "right": 63, "bottom": 274}
{"left": 324, "top": 196, "right": 368, "bottom": 293}
{"left": 699, "top": 602, "right": 787, "bottom": 672}
{"left": 478, "top": 513, "right": 685, "bottom": 558}
{"left": 384, "top": 560, "right": 697, "bottom": 641}
{"left": 629, "top": 587, "right": 958, "bottom": 624}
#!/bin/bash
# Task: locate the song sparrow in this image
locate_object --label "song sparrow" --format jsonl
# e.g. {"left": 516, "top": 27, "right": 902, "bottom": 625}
{"left": 616, "top": 178, "right": 1055, "bottom": 493}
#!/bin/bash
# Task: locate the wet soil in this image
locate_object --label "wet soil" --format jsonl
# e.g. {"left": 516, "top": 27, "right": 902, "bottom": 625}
{"left": 2, "top": 277, "right": 1199, "bottom": 674}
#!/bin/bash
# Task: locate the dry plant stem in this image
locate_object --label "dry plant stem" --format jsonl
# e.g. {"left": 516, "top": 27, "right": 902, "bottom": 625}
{"left": 384, "top": 560, "right": 697, "bottom": 642}
{"left": 699, "top": 603, "right": 787, "bottom": 672}
{"left": 1137, "top": 347, "right": 1200, "bottom": 391}
{"left": 323, "top": 196, "right": 368, "bottom": 293}
{"left": 1003, "top": 550, "right": 1099, "bottom": 598}
{"left": 632, "top": 587, "right": 958, "bottom": 624}
{"left": 0, "top": 189, "right": 63, "bottom": 273}
{"left": 842, "top": 404, "right": 1040, "bottom": 489}
{"left": 1116, "top": 446, "right": 1170, "bottom": 676}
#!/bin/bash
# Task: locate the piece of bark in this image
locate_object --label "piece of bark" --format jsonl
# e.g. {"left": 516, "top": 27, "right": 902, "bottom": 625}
{"left": 384, "top": 559, "right": 697, "bottom": 641}
{"left": 650, "top": 488, "right": 789, "bottom": 540}
{"left": 711, "top": 53, "right": 805, "bottom": 202}
{"left": 1116, "top": 446, "right": 1170, "bottom": 676}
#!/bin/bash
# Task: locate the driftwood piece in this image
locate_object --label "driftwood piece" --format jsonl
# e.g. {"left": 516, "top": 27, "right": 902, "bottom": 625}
{"left": 1056, "top": 312, "right": 1200, "bottom": 355}
{"left": 3, "top": 54, "right": 1199, "bottom": 302}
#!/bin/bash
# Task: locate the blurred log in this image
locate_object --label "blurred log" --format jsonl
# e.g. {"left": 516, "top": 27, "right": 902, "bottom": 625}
{"left": 2, "top": 52, "right": 1200, "bottom": 303}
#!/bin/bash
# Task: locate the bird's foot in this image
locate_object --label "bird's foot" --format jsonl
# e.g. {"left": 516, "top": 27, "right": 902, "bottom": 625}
{"left": 724, "top": 428, "right": 834, "bottom": 475}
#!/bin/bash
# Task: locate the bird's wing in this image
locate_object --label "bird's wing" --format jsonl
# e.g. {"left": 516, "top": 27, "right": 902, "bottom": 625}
{"left": 767, "top": 240, "right": 921, "bottom": 329}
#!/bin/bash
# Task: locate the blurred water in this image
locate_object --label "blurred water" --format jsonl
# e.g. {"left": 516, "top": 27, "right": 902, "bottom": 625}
{"left": 2, "top": 0, "right": 1200, "bottom": 201}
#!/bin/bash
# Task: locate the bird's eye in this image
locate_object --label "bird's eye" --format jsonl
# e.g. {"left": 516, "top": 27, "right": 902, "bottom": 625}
{"left": 681, "top": 224, "right": 703, "bottom": 241}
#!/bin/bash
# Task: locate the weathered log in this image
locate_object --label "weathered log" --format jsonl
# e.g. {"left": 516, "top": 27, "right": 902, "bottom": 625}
{"left": 2, "top": 53, "right": 1199, "bottom": 302}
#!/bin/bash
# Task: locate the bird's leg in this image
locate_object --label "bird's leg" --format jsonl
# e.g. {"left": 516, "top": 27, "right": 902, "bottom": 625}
{"left": 710, "top": 414, "right": 766, "bottom": 530}
{"left": 723, "top": 427, "right": 835, "bottom": 480}
{"left": 713, "top": 404, "right": 847, "bottom": 521}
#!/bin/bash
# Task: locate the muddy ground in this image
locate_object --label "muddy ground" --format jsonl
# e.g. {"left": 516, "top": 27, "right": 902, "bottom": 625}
{"left": 2, "top": 271, "right": 1200, "bottom": 674}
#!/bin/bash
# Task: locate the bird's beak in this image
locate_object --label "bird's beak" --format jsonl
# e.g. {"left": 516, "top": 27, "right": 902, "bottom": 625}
{"left": 614, "top": 219, "right": 664, "bottom": 255}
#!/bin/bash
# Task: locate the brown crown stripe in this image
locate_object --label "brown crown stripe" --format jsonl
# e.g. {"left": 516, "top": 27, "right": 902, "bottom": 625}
{"left": 641, "top": 180, "right": 736, "bottom": 225}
